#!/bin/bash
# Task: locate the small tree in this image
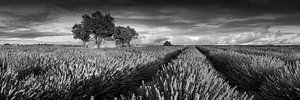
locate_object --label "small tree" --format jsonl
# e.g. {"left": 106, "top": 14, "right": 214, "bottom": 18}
{"left": 113, "top": 26, "right": 139, "bottom": 47}
{"left": 163, "top": 41, "right": 172, "bottom": 46}
{"left": 80, "top": 11, "right": 115, "bottom": 48}
{"left": 72, "top": 23, "right": 90, "bottom": 48}
{"left": 4, "top": 43, "right": 10, "bottom": 45}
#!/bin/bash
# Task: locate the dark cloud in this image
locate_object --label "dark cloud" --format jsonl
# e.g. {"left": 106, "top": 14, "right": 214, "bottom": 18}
{"left": 220, "top": 14, "right": 300, "bottom": 28}
{"left": 1, "top": 0, "right": 297, "bottom": 29}
{"left": 0, "top": 31, "right": 69, "bottom": 38}
{"left": 0, "top": 4, "right": 78, "bottom": 39}
{"left": 0, "top": 0, "right": 300, "bottom": 44}
{"left": 1, "top": 0, "right": 299, "bottom": 10}
{"left": 272, "top": 15, "right": 300, "bottom": 26}
{"left": 153, "top": 37, "right": 170, "bottom": 43}
{"left": 0, "top": 11, "right": 52, "bottom": 28}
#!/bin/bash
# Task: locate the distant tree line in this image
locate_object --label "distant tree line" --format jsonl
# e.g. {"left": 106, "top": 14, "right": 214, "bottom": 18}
{"left": 72, "top": 11, "right": 139, "bottom": 48}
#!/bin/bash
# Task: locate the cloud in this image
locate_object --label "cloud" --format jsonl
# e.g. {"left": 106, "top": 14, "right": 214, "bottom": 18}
{"left": 195, "top": 23, "right": 220, "bottom": 29}
{"left": 270, "top": 25, "right": 300, "bottom": 33}
{"left": 0, "top": 3, "right": 81, "bottom": 42}
{"left": 0, "top": 11, "right": 53, "bottom": 28}
{"left": 0, "top": 0, "right": 300, "bottom": 45}
{"left": 0, "top": 31, "right": 69, "bottom": 39}
{"left": 201, "top": 26, "right": 299, "bottom": 45}
{"left": 152, "top": 37, "right": 170, "bottom": 43}
{"left": 3, "top": 28, "right": 31, "bottom": 33}
{"left": 33, "top": 35, "right": 80, "bottom": 43}
{"left": 219, "top": 14, "right": 300, "bottom": 28}
{"left": 161, "top": 25, "right": 300, "bottom": 45}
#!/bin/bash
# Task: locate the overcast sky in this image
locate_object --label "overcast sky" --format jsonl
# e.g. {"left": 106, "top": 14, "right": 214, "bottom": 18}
{"left": 0, "top": 0, "right": 300, "bottom": 45}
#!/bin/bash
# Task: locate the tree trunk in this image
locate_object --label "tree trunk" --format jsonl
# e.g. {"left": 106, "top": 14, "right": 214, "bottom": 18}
{"left": 95, "top": 36, "right": 102, "bottom": 48}
{"left": 83, "top": 42, "right": 86, "bottom": 48}
{"left": 121, "top": 41, "right": 126, "bottom": 47}
{"left": 127, "top": 41, "right": 131, "bottom": 47}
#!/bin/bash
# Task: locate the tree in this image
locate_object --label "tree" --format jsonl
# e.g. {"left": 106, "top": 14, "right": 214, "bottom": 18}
{"left": 113, "top": 26, "right": 139, "bottom": 47}
{"left": 80, "top": 11, "right": 115, "bottom": 48}
{"left": 163, "top": 41, "right": 172, "bottom": 46}
{"left": 4, "top": 43, "right": 10, "bottom": 45}
{"left": 72, "top": 23, "right": 90, "bottom": 48}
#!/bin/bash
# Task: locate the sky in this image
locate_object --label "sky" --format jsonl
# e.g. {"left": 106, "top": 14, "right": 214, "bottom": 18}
{"left": 0, "top": 0, "right": 300, "bottom": 45}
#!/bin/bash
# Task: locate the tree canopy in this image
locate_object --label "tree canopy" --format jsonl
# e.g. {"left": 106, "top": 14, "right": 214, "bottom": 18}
{"left": 72, "top": 11, "right": 139, "bottom": 48}
{"left": 81, "top": 11, "right": 115, "bottom": 38}
{"left": 71, "top": 23, "right": 90, "bottom": 48}
{"left": 76, "top": 11, "right": 115, "bottom": 48}
{"left": 114, "top": 26, "right": 139, "bottom": 47}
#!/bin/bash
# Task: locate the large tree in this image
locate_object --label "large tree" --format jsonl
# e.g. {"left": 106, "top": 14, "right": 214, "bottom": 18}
{"left": 71, "top": 23, "right": 90, "bottom": 48}
{"left": 80, "top": 11, "right": 115, "bottom": 48}
{"left": 113, "top": 26, "right": 139, "bottom": 47}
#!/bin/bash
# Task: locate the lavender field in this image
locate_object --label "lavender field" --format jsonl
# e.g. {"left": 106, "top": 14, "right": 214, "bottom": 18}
{"left": 1, "top": 45, "right": 300, "bottom": 99}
